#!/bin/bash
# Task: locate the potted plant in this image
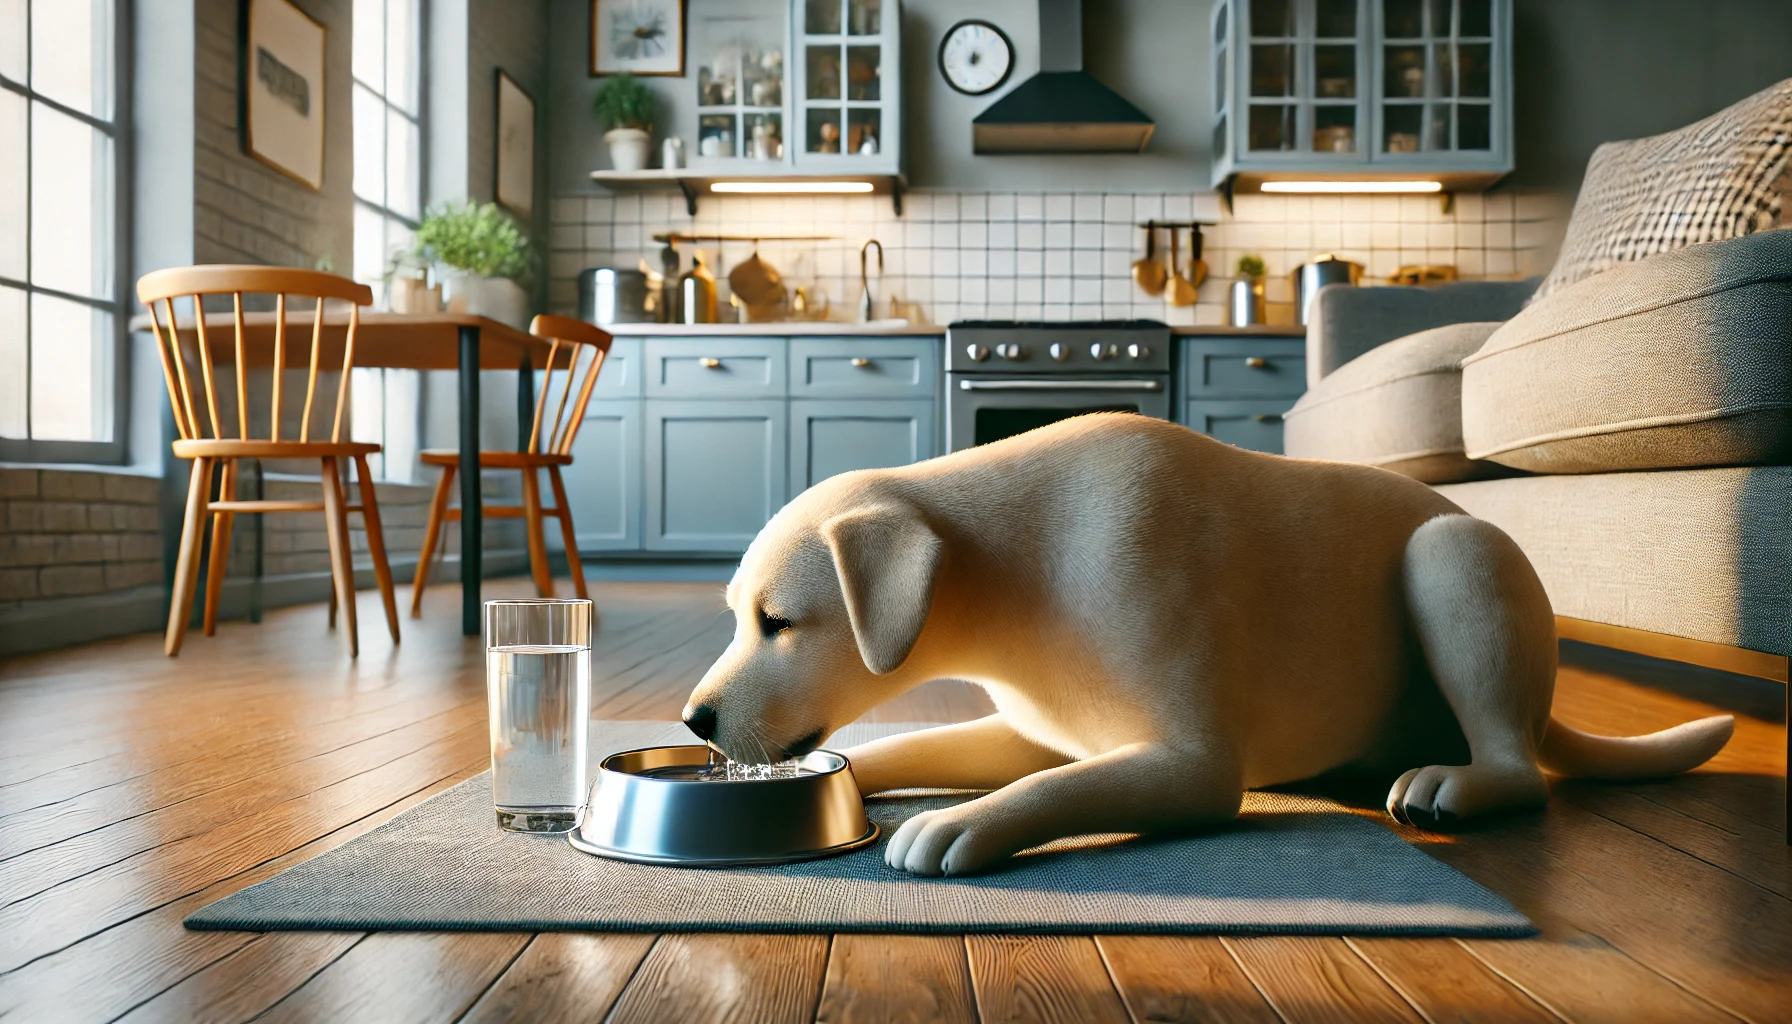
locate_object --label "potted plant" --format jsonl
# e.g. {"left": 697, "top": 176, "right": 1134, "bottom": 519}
{"left": 593, "top": 73, "right": 656, "bottom": 172}
{"left": 413, "top": 201, "right": 539, "bottom": 329}
{"left": 1230, "top": 254, "right": 1267, "bottom": 327}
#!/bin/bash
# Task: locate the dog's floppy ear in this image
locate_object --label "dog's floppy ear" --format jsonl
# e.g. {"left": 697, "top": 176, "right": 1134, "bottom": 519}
{"left": 820, "top": 504, "right": 942, "bottom": 675}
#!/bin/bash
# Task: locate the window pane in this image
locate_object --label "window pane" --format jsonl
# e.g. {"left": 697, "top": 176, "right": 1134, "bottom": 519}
{"left": 0, "top": 285, "right": 23, "bottom": 437}
{"left": 352, "top": 83, "right": 384, "bottom": 204}
{"left": 354, "top": 202, "right": 384, "bottom": 285}
{"left": 350, "top": 366, "right": 383, "bottom": 478}
{"left": 386, "top": 107, "right": 418, "bottom": 219}
{"left": 31, "top": 103, "right": 111, "bottom": 300}
{"left": 0, "top": 88, "right": 24, "bottom": 280}
{"left": 30, "top": 0, "right": 110, "bottom": 119}
{"left": 385, "top": 0, "right": 419, "bottom": 115}
{"left": 352, "top": 0, "right": 383, "bottom": 90}
{"left": 0, "top": 0, "right": 24, "bottom": 81}
{"left": 29, "top": 292, "right": 108, "bottom": 441}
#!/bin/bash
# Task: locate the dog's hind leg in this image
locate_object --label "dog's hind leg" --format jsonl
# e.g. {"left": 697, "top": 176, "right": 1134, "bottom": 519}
{"left": 843, "top": 714, "right": 1072, "bottom": 795}
{"left": 1389, "top": 514, "right": 1555, "bottom": 828}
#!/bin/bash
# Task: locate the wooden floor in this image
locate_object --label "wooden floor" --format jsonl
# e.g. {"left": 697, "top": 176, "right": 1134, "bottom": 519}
{"left": 0, "top": 579, "right": 1786, "bottom": 1024}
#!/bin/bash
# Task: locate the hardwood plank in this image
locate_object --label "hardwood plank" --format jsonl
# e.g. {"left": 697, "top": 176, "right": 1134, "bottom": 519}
{"left": 965, "top": 935, "right": 1131, "bottom": 1024}
{"left": 1345, "top": 937, "right": 1558, "bottom": 1024}
{"left": 1095, "top": 935, "right": 1282, "bottom": 1024}
{"left": 1223, "top": 937, "right": 1424, "bottom": 1024}
{"left": 112, "top": 931, "right": 364, "bottom": 1024}
{"left": 1550, "top": 780, "right": 1792, "bottom": 901}
{"left": 1459, "top": 927, "right": 1737, "bottom": 1024}
{"left": 815, "top": 934, "right": 977, "bottom": 1024}
{"left": 253, "top": 932, "right": 529, "bottom": 1024}
{"left": 459, "top": 933, "right": 656, "bottom": 1024}
{"left": 0, "top": 759, "right": 488, "bottom": 1024}
{"left": 605, "top": 933, "right": 830, "bottom": 1024}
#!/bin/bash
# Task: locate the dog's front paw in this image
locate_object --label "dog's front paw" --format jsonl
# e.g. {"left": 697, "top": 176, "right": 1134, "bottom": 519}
{"left": 883, "top": 804, "right": 1014, "bottom": 876}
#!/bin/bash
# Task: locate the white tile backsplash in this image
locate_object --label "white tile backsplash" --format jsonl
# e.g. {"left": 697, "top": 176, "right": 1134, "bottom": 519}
{"left": 548, "top": 187, "right": 1570, "bottom": 324}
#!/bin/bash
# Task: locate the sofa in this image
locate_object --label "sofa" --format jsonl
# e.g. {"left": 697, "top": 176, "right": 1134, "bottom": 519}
{"left": 1284, "top": 79, "right": 1792, "bottom": 777}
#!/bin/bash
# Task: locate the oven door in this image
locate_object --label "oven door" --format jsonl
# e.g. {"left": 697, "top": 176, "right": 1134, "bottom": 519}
{"left": 946, "top": 375, "right": 1172, "bottom": 452}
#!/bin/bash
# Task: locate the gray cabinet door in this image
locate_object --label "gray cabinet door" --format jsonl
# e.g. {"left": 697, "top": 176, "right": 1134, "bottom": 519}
{"left": 1184, "top": 398, "right": 1297, "bottom": 455}
{"left": 645, "top": 400, "right": 788, "bottom": 553}
{"left": 645, "top": 338, "right": 788, "bottom": 398}
{"left": 550, "top": 399, "right": 641, "bottom": 552}
{"left": 1182, "top": 338, "right": 1307, "bottom": 398}
{"left": 789, "top": 338, "right": 940, "bottom": 398}
{"left": 790, "top": 399, "right": 935, "bottom": 496}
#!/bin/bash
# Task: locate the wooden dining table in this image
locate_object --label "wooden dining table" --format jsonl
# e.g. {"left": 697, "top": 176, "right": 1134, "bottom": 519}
{"left": 130, "top": 309, "right": 555, "bottom": 636}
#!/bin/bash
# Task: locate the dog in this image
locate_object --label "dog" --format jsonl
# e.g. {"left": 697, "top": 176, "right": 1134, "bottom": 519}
{"left": 683, "top": 414, "right": 1734, "bottom": 876}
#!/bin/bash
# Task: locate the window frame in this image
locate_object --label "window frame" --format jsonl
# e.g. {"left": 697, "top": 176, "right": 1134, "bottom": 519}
{"left": 0, "top": 0, "right": 133, "bottom": 464}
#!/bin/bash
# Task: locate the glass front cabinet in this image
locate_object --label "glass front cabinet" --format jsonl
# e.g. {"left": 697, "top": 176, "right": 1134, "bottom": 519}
{"left": 685, "top": 0, "right": 901, "bottom": 178}
{"left": 1209, "top": 0, "right": 1511, "bottom": 190}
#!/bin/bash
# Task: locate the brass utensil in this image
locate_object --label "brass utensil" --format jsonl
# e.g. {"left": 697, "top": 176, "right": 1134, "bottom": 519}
{"left": 1187, "top": 225, "right": 1209, "bottom": 289}
{"left": 1132, "top": 225, "right": 1167, "bottom": 296}
{"left": 1167, "top": 227, "right": 1198, "bottom": 307}
{"left": 727, "top": 241, "right": 784, "bottom": 307}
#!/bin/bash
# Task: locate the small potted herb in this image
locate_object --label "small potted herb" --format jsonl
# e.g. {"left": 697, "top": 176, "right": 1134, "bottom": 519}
{"left": 1230, "top": 254, "right": 1268, "bottom": 327}
{"left": 413, "top": 201, "right": 539, "bottom": 329}
{"left": 593, "top": 73, "right": 656, "bottom": 172}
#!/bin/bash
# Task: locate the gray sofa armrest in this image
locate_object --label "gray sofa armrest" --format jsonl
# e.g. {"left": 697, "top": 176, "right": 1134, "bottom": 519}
{"left": 1308, "top": 278, "right": 1539, "bottom": 388}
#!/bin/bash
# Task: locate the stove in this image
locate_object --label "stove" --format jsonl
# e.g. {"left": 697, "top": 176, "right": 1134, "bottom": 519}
{"left": 944, "top": 320, "right": 1172, "bottom": 452}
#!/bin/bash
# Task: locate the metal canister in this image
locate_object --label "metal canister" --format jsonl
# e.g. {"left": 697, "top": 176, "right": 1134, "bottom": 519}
{"left": 1229, "top": 279, "right": 1266, "bottom": 327}
{"left": 578, "top": 268, "right": 651, "bottom": 325}
{"left": 1293, "top": 254, "right": 1365, "bottom": 324}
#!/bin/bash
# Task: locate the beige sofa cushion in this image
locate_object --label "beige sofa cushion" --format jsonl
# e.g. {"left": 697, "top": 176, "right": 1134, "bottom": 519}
{"left": 1436, "top": 467, "right": 1792, "bottom": 656}
{"left": 1531, "top": 77, "right": 1792, "bottom": 302}
{"left": 1285, "top": 321, "right": 1507, "bottom": 483}
{"left": 1461, "top": 230, "right": 1792, "bottom": 474}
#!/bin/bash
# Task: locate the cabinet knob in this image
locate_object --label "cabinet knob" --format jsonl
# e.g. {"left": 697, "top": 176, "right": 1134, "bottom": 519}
{"left": 850, "top": 357, "right": 871, "bottom": 368}
{"left": 1253, "top": 413, "right": 1283, "bottom": 423}
{"left": 699, "top": 357, "right": 722, "bottom": 369}
{"left": 1245, "top": 356, "right": 1268, "bottom": 369}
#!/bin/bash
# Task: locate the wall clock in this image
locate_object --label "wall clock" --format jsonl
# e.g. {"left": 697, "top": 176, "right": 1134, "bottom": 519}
{"left": 938, "top": 19, "right": 1014, "bottom": 96}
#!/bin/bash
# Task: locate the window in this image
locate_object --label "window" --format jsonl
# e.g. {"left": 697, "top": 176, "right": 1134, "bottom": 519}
{"left": 1, "top": 0, "right": 125, "bottom": 461}
{"left": 351, "top": 0, "right": 422, "bottom": 481}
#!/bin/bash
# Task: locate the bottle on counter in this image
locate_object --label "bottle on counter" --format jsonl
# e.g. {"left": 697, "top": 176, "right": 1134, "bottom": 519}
{"left": 679, "top": 253, "right": 718, "bottom": 324}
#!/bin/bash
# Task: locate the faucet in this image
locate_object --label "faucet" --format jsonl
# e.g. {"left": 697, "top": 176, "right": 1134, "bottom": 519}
{"left": 858, "top": 238, "right": 883, "bottom": 322}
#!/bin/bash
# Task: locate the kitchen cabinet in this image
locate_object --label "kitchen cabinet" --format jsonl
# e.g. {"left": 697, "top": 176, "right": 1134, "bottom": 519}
{"left": 790, "top": 0, "right": 902, "bottom": 176}
{"left": 1178, "top": 335, "right": 1304, "bottom": 455}
{"left": 790, "top": 398, "right": 935, "bottom": 496}
{"left": 646, "top": 399, "right": 789, "bottom": 552}
{"left": 559, "top": 333, "right": 943, "bottom": 557}
{"left": 1210, "top": 0, "right": 1512, "bottom": 190}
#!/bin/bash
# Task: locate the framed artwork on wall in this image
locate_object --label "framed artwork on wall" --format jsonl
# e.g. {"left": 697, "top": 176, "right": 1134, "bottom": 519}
{"left": 590, "top": 0, "right": 685, "bottom": 76}
{"left": 495, "top": 71, "right": 536, "bottom": 219}
{"left": 240, "top": 0, "right": 327, "bottom": 190}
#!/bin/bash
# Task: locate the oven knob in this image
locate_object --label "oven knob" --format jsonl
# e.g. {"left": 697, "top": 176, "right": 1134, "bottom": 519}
{"left": 1048, "top": 342, "right": 1070, "bottom": 362}
{"left": 1090, "top": 342, "right": 1118, "bottom": 361}
{"left": 965, "top": 343, "right": 990, "bottom": 362}
{"left": 995, "top": 343, "right": 1027, "bottom": 360}
{"left": 1127, "top": 343, "right": 1151, "bottom": 360}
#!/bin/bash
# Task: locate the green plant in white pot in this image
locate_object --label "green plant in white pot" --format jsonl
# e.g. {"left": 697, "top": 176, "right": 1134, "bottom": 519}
{"left": 414, "top": 201, "right": 539, "bottom": 329}
{"left": 594, "top": 73, "right": 655, "bottom": 172}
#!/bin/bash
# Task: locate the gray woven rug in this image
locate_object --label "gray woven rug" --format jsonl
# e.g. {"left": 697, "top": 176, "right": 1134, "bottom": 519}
{"left": 187, "top": 721, "right": 1531, "bottom": 936}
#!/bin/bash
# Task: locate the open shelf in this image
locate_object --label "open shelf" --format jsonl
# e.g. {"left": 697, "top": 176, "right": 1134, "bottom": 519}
{"left": 587, "top": 169, "right": 906, "bottom": 215}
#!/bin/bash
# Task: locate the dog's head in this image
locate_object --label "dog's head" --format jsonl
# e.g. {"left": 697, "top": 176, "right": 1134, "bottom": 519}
{"left": 683, "top": 491, "right": 943, "bottom": 762}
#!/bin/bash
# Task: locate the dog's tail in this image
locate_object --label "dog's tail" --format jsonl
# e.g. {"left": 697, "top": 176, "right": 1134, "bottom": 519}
{"left": 1537, "top": 715, "right": 1733, "bottom": 780}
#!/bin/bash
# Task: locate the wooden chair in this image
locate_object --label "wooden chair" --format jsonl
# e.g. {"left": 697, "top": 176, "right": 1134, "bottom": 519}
{"left": 138, "top": 265, "right": 402, "bottom": 658}
{"left": 411, "top": 314, "right": 613, "bottom": 614}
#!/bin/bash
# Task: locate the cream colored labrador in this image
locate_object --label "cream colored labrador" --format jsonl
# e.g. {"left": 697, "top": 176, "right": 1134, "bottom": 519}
{"left": 684, "top": 414, "right": 1733, "bottom": 876}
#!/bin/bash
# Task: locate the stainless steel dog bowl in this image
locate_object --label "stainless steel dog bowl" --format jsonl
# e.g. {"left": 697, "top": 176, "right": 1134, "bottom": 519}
{"left": 568, "top": 745, "right": 879, "bottom": 866}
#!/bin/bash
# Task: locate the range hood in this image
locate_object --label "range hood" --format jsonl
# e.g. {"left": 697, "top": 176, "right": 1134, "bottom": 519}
{"left": 972, "top": 0, "right": 1155, "bottom": 154}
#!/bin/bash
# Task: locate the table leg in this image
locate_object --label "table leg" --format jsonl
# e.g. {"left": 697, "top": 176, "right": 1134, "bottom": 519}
{"left": 517, "top": 354, "right": 535, "bottom": 452}
{"left": 459, "top": 325, "right": 482, "bottom": 636}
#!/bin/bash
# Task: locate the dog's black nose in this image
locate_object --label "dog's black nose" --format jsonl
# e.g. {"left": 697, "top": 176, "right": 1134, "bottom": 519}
{"left": 683, "top": 703, "right": 717, "bottom": 740}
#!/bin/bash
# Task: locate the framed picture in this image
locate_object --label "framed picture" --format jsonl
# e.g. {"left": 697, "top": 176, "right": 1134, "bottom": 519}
{"left": 240, "top": 0, "right": 326, "bottom": 190}
{"left": 495, "top": 71, "right": 536, "bottom": 220}
{"left": 590, "top": 0, "right": 685, "bottom": 76}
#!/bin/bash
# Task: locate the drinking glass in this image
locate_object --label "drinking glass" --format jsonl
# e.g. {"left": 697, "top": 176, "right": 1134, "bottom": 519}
{"left": 485, "top": 599, "right": 592, "bottom": 832}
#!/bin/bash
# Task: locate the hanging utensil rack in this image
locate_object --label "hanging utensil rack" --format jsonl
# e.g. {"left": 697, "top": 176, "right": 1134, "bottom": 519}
{"left": 651, "top": 233, "right": 841, "bottom": 244}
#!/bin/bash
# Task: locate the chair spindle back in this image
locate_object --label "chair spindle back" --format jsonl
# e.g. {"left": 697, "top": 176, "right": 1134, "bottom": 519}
{"left": 137, "top": 265, "right": 374, "bottom": 445}
{"left": 526, "top": 314, "right": 615, "bottom": 458}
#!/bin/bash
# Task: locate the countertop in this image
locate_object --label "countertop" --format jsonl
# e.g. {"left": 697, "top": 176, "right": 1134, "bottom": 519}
{"left": 602, "top": 322, "right": 1305, "bottom": 337}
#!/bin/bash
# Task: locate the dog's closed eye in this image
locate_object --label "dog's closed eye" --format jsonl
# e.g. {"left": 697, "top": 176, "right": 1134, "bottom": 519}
{"left": 757, "top": 610, "right": 794, "bottom": 637}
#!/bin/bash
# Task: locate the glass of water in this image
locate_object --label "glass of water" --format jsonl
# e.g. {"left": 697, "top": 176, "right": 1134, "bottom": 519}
{"left": 485, "top": 599, "right": 592, "bottom": 833}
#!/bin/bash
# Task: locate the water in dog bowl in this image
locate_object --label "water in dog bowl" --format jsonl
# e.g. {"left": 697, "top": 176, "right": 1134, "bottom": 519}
{"left": 487, "top": 644, "right": 589, "bottom": 830}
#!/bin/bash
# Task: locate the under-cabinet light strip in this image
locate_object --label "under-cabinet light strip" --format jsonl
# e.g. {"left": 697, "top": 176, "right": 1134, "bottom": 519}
{"left": 708, "top": 181, "right": 877, "bottom": 194}
{"left": 1260, "top": 181, "right": 1444, "bottom": 194}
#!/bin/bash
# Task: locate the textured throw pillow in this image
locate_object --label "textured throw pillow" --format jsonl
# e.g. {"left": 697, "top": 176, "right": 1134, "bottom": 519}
{"left": 1531, "top": 77, "right": 1792, "bottom": 302}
